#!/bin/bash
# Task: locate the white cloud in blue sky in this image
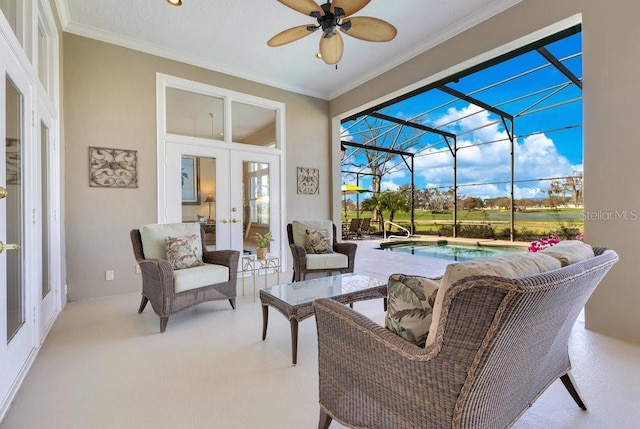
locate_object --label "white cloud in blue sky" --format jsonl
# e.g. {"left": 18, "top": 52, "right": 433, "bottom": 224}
{"left": 380, "top": 105, "right": 581, "bottom": 198}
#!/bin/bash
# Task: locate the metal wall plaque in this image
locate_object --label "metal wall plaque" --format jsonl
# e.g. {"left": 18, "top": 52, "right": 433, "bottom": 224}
{"left": 89, "top": 146, "right": 138, "bottom": 188}
{"left": 297, "top": 167, "right": 319, "bottom": 194}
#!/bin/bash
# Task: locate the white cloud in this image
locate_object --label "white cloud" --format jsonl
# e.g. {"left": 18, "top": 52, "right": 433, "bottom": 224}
{"left": 340, "top": 125, "right": 353, "bottom": 142}
{"left": 408, "top": 105, "right": 577, "bottom": 198}
{"left": 381, "top": 180, "right": 400, "bottom": 191}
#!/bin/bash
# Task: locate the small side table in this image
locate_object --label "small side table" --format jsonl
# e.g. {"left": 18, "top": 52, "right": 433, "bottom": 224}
{"left": 241, "top": 254, "right": 281, "bottom": 301}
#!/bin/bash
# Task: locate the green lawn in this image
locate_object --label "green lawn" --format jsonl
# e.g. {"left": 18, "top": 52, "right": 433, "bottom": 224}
{"left": 345, "top": 208, "right": 584, "bottom": 241}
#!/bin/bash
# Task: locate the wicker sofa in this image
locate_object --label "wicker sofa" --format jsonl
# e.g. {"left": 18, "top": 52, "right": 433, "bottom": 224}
{"left": 313, "top": 246, "right": 618, "bottom": 429}
{"left": 130, "top": 223, "right": 239, "bottom": 333}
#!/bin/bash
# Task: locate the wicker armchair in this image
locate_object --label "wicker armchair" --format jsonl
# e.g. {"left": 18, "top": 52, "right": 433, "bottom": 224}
{"left": 287, "top": 220, "right": 357, "bottom": 282}
{"left": 131, "top": 223, "right": 240, "bottom": 333}
{"left": 313, "top": 247, "right": 618, "bottom": 429}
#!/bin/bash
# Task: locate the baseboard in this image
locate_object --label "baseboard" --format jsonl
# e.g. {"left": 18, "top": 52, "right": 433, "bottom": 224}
{"left": 0, "top": 346, "right": 39, "bottom": 423}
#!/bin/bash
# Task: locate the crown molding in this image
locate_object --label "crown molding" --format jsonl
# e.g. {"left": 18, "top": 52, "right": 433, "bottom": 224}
{"left": 61, "top": 21, "right": 329, "bottom": 99}
{"left": 53, "top": 0, "right": 71, "bottom": 29}
{"left": 53, "top": 0, "right": 522, "bottom": 101}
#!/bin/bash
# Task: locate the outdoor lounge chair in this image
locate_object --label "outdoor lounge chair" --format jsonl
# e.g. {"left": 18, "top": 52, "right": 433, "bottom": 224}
{"left": 343, "top": 218, "right": 362, "bottom": 240}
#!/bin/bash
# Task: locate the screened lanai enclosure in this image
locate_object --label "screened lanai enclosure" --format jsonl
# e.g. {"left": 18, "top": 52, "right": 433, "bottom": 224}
{"left": 341, "top": 26, "right": 583, "bottom": 241}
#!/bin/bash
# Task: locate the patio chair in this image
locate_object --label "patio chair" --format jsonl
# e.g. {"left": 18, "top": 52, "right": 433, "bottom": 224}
{"left": 131, "top": 222, "right": 240, "bottom": 333}
{"left": 314, "top": 245, "right": 618, "bottom": 428}
{"left": 359, "top": 218, "right": 371, "bottom": 238}
{"left": 287, "top": 220, "right": 357, "bottom": 282}
{"left": 343, "top": 218, "right": 362, "bottom": 240}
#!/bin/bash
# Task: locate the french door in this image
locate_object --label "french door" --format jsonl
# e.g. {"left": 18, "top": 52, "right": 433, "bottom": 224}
{"left": 0, "top": 47, "right": 34, "bottom": 405}
{"left": 37, "top": 102, "right": 58, "bottom": 339}
{"left": 163, "top": 142, "right": 282, "bottom": 264}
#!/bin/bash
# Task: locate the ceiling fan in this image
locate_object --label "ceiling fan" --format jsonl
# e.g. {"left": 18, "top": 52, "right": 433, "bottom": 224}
{"left": 267, "top": 0, "right": 397, "bottom": 65}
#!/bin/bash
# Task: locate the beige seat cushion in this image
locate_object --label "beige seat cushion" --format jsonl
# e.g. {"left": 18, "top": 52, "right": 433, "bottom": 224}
{"left": 292, "top": 220, "right": 333, "bottom": 247}
{"left": 385, "top": 274, "right": 440, "bottom": 347}
{"left": 425, "top": 252, "right": 561, "bottom": 347}
{"left": 140, "top": 223, "right": 202, "bottom": 260}
{"left": 173, "top": 263, "right": 229, "bottom": 293}
{"left": 305, "top": 253, "right": 348, "bottom": 270}
{"left": 539, "top": 240, "right": 594, "bottom": 266}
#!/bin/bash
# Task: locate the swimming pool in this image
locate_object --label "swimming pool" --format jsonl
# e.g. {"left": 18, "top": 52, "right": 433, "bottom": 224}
{"left": 379, "top": 240, "right": 525, "bottom": 261}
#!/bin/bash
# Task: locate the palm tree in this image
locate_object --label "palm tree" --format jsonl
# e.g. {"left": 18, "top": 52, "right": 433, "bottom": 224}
{"left": 362, "top": 193, "right": 385, "bottom": 229}
{"left": 362, "top": 191, "right": 410, "bottom": 232}
{"left": 379, "top": 191, "right": 409, "bottom": 229}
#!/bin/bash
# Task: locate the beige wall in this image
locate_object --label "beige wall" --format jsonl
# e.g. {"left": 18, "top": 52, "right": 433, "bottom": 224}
{"left": 63, "top": 34, "right": 330, "bottom": 300}
{"left": 330, "top": 0, "right": 640, "bottom": 343}
{"left": 63, "top": 0, "right": 640, "bottom": 341}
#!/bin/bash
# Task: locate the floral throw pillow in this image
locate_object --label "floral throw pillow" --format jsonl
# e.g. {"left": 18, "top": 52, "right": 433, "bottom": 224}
{"left": 385, "top": 274, "right": 440, "bottom": 347}
{"left": 165, "top": 235, "right": 204, "bottom": 270}
{"left": 305, "top": 229, "right": 333, "bottom": 254}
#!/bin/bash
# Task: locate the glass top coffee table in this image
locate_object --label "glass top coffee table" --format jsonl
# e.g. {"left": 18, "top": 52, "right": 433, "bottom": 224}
{"left": 259, "top": 273, "right": 387, "bottom": 365}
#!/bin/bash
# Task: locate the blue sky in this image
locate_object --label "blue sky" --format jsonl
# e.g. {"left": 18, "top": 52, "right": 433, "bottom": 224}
{"left": 341, "top": 32, "right": 582, "bottom": 200}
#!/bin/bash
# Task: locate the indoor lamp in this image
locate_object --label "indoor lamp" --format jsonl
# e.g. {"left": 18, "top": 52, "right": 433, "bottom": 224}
{"left": 205, "top": 194, "right": 214, "bottom": 221}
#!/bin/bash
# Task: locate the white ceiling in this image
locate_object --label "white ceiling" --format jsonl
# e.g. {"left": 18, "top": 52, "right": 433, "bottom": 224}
{"left": 55, "top": 0, "right": 522, "bottom": 100}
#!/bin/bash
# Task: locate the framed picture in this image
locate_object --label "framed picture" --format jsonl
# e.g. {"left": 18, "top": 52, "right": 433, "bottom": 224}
{"left": 181, "top": 155, "right": 200, "bottom": 204}
{"left": 297, "top": 167, "right": 320, "bottom": 194}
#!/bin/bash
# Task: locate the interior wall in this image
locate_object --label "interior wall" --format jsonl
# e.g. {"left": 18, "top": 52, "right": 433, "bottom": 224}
{"left": 63, "top": 34, "right": 330, "bottom": 301}
{"left": 329, "top": 0, "right": 640, "bottom": 343}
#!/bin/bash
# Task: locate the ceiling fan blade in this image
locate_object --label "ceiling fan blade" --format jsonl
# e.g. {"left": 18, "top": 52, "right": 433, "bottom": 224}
{"left": 268, "top": 25, "right": 317, "bottom": 47}
{"left": 331, "top": 0, "right": 371, "bottom": 17}
{"left": 319, "top": 31, "right": 344, "bottom": 65}
{"left": 340, "top": 16, "right": 397, "bottom": 42}
{"left": 277, "top": 0, "right": 323, "bottom": 16}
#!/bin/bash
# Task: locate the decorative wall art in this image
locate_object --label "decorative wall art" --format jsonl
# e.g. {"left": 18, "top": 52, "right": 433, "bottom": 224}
{"left": 181, "top": 155, "right": 200, "bottom": 204}
{"left": 6, "top": 138, "right": 20, "bottom": 185}
{"left": 297, "top": 167, "right": 320, "bottom": 194}
{"left": 89, "top": 146, "right": 138, "bottom": 188}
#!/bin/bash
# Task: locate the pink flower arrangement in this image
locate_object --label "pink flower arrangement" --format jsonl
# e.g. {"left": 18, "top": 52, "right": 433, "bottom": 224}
{"left": 528, "top": 235, "right": 560, "bottom": 252}
{"left": 575, "top": 233, "right": 584, "bottom": 241}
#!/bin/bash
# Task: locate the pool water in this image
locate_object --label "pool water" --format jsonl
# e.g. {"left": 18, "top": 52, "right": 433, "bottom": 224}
{"left": 380, "top": 241, "right": 525, "bottom": 262}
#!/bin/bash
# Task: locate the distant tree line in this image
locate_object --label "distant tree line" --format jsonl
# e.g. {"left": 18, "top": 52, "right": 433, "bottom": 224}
{"left": 346, "top": 173, "right": 583, "bottom": 229}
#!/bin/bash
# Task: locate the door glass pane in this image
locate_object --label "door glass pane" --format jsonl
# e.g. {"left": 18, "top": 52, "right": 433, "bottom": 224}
{"left": 166, "top": 88, "right": 224, "bottom": 139}
{"left": 181, "top": 155, "right": 216, "bottom": 249}
{"left": 41, "top": 121, "right": 50, "bottom": 298}
{"left": 232, "top": 102, "right": 277, "bottom": 147}
{"left": 244, "top": 161, "right": 270, "bottom": 253}
{"left": 0, "top": 0, "right": 17, "bottom": 36}
{"left": 6, "top": 76, "right": 24, "bottom": 342}
{"left": 38, "top": 22, "right": 49, "bottom": 93}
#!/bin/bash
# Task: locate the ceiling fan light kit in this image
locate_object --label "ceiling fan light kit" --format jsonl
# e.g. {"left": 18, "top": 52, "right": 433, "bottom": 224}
{"left": 268, "top": 0, "right": 396, "bottom": 65}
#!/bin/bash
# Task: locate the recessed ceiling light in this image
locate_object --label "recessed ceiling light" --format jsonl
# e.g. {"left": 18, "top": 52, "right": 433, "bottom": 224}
{"left": 167, "top": 0, "right": 182, "bottom": 6}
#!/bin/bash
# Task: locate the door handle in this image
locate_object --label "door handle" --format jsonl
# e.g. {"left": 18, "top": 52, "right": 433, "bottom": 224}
{"left": 232, "top": 218, "right": 240, "bottom": 223}
{"left": 220, "top": 219, "right": 229, "bottom": 224}
{"left": 0, "top": 241, "right": 20, "bottom": 254}
{"left": 0, "top": 187, "right": 6, "bottom": 199}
